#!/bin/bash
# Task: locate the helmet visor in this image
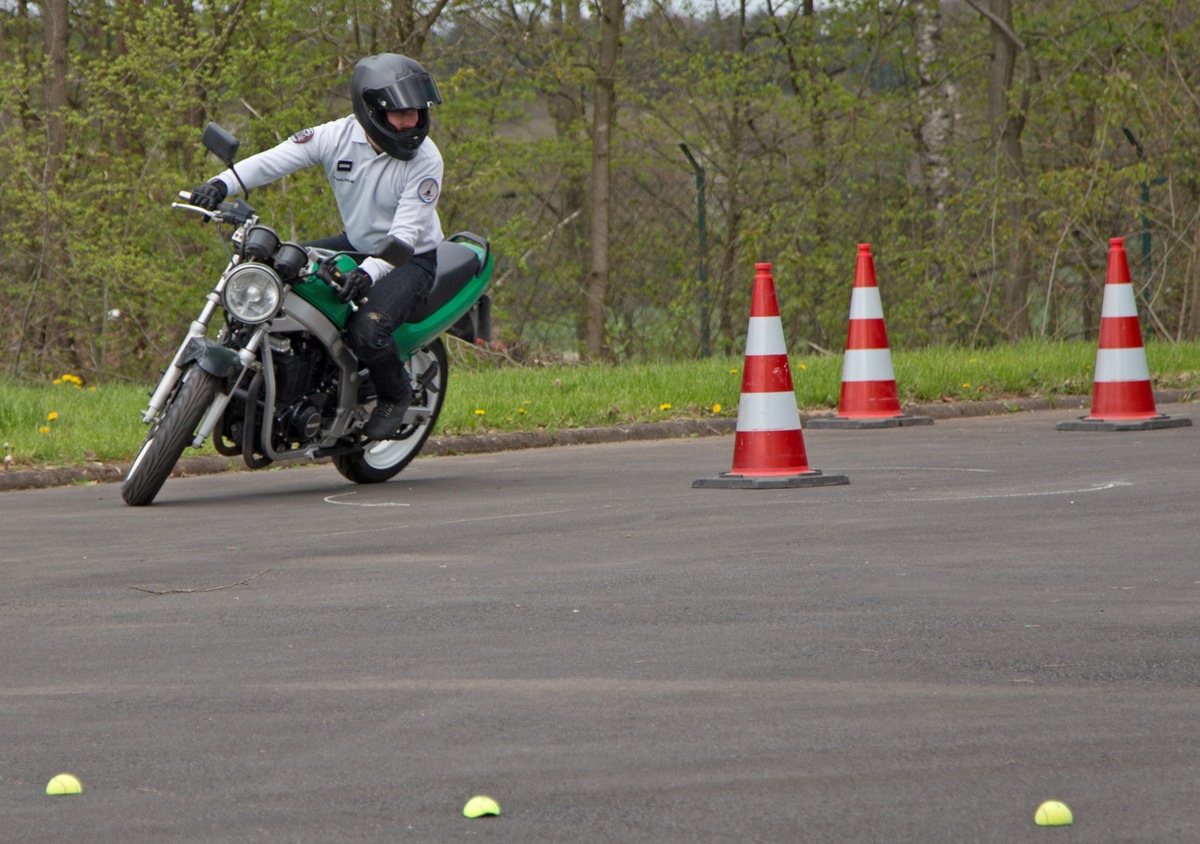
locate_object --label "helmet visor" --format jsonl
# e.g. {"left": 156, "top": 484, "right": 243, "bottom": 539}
{"left": 368, "top": 72, "right": 442, "bottom": 112}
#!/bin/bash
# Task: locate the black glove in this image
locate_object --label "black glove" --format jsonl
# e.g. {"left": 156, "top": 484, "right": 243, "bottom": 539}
{"left": 337, "top": 268, "right": 374, "bottom": 304}
{"left": 190, "top": 180, "right": 228, "bottom": 211}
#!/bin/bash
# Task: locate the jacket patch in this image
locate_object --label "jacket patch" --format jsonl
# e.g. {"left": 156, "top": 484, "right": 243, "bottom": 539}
{"left": 337, "top": 160, "right": 353, "bottom": 172}
{"left": 417, "top": 177, "right": 440, "bottom": 204}
{"left": 291, "top": 127, "right": 315, "bottom": 143}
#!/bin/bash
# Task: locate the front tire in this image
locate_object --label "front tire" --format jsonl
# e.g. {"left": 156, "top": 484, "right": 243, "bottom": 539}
{"left": 122, "top": 366, "right": 220, "bottom": 506}
{"left": 333, "top": 337, "right": 448, "bottom": 484}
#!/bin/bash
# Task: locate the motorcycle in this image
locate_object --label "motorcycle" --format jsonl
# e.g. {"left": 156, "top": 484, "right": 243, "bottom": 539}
{"left": 122, "top": 123, "right": 493, "bottom": 506}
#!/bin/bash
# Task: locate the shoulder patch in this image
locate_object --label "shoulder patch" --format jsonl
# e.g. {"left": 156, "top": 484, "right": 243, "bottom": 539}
{"left": 417, "top": 177, "right": 440, "bottom": 204}
{"left": 290, "top": 127, "right": 315, "bottom": 144}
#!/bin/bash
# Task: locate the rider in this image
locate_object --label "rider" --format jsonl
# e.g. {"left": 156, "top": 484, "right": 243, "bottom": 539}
{"left": 190, "top": 53, "right": 444, "bottom": 441}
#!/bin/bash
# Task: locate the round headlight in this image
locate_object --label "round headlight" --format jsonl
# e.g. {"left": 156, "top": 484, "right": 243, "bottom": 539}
{"left": 223, "top": 264, "right": 283, "bottom": 324}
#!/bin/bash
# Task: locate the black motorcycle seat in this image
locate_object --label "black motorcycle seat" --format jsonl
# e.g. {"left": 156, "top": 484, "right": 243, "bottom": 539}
{"left": 408, "top": 239, "right": 483, "bottom": 323}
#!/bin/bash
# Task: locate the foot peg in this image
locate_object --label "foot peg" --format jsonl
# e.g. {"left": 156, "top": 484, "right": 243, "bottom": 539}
{"left": 416, "top": 360, "right": 440, "bottom": 392}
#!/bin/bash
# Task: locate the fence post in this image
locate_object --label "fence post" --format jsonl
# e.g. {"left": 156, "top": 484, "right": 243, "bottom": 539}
{"left": 1121, "top": 127, "right": 1166, "bottom": 315}
{"left": 680, "top": 143, "right": 711, "bottom": 357}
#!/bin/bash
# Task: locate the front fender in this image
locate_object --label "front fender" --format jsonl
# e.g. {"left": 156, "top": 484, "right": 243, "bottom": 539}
{"left": 180, "top": 337, "right": 242, "bottom": 384}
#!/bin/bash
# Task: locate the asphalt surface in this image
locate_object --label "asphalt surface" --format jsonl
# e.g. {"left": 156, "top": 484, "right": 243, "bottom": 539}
{"left": 2, "top": 399, "right": 1199, "bottom": 842}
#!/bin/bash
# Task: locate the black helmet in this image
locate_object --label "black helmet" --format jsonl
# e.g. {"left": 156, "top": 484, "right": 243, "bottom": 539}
{"left": 350, "top": 53, "right": 442, "bottom": 161}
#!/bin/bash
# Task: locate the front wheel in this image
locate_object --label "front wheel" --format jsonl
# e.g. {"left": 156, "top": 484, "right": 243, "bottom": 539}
{"left": 333, "top": 337, "right": 448, "bottom": 484}
{"left": 122, "top": 366, "right": 220, "bottom": 506}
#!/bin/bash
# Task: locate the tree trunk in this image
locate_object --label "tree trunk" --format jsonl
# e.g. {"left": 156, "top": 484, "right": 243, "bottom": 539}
{"left": 548, "top": 0, "right": 590, "bottom": 350}
{"left": 915, "top": 0, "right": 954, "bottom": 219}
{"left": 391, "top": 0, "right": 419, "bottom": 55}
{"left": 913, "top": 0, "right": 957, "bottom": 336}
{"left": 43, "top": 0, "right": 68, "bottom": 195}
{"left": 549, "top": 0, "right": 584, "bottom": 135}
{"left": 40, "top": 0, "right": 75, "bottom": 369}
{"left": 584, "top": 0, "right": 623, "bottom": 359}
{"left": 985, "top": 0, "right": 1032, "bottom": 337}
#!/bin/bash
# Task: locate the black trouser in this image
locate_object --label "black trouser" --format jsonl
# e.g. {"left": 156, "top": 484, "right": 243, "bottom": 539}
{"left": 304, "top": 233, "right": 437, "bottom": 402}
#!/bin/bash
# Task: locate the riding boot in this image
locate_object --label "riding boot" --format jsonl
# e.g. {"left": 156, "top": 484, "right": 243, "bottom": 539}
{"left": 362, "top": 356, "right": 413, "bottom": 441}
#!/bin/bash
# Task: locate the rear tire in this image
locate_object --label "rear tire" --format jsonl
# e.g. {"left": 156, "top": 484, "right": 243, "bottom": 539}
{"left": 333, "top": 338, "right": 447, "bottom": 484}
{"left": 122, "top": 366, "right": 220, "bottom": 506}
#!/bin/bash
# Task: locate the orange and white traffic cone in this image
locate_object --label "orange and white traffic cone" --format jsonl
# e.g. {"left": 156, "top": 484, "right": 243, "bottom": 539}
{"left": 1057, "top": 238, "right": 1190, "bottom": 431}
{"left": 694, "top": 263, "right": 849, "bottom": 489}
{"left": 807, "top": 244, "right": 932, "bottom": 429}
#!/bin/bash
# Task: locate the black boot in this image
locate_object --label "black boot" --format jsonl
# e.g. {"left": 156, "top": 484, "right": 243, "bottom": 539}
{"left": 364, "top": 381, "right": 413, "bottom": 440}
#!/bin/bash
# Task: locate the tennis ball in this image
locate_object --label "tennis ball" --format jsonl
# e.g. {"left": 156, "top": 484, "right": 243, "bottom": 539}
{"left": 45, "top": 773, "right": 83, "bottom": 796}
{"left": 1034, "top": 799, "right": 1072, "bottom": 826}
{"left": 463, "top": 794, "right": 501, "bottom": 818}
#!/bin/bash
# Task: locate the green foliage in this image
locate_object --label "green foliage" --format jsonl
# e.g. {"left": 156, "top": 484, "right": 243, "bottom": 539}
{"left": 5, "top": 0, "right": 1200, "bottom": 380}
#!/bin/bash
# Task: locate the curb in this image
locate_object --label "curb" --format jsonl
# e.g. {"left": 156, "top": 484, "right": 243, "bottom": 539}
{"left": 2, "top": 391, "right": 1194, "bottom": 494}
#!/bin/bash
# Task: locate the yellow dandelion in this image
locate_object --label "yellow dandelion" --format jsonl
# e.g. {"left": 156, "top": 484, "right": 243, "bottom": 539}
{"left": 47, "top": 412, "right": 59, "bottom": 421}
{"left": 39, "top": 426, "right": 50, "bottom": 434}
{"left": 659, "top": 403, "right": 672, "bottom": 411}
{"left": 474, "top": 409, "right": 486, "bottom": 416}
{"left": 712, "top": 404, "right": 722, "bottom": 413}
{"left": 798, "top": 363, "right": 807, "bottom": 370}
{"left": 962, "top": 383, "right": 971, "bottom": 388}
{"left": 729, "top": 369, "right": 738, "bottom": 374}
{"left": 53, "top": 378, "right": 63, "bottom": 385}
{"left": 518, "top": 408, "right": 527, "bottom": 414}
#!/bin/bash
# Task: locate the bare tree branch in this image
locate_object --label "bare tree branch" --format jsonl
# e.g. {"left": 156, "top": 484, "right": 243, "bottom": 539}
{"left": 131, "top": 569, "right": 272, "bottom": 596}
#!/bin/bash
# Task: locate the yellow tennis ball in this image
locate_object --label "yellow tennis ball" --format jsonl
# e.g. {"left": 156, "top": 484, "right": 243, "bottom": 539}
{"left": 463, "top": 794, "right": 501, "bottom": 818}
{"left": 1034, "top": 799, "right": 1072, "bottom": 826}
{"left": 46, "top": 773, "right": 83, "bottom": 796}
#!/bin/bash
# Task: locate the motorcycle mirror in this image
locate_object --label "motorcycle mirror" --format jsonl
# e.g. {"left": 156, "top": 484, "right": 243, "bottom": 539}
{"left": 202, "top": 123, "right": 240, "bottom": 167}
{"left": 373, "top": 236, "right": 415, "bottom": 267}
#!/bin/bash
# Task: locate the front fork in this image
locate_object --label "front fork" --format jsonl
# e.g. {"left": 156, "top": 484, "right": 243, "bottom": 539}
{"left": 140, "top": 295, "right": 268, "bottom": 448}
{"left": 192, "top": 332, "right": 265, "bottom": 447}
{"left": 141, "top": 291, "right": 224, "bottom": 424}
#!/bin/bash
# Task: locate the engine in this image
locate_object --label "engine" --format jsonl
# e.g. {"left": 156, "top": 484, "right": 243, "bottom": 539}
{"left": 268, "top": 334, "right": 337, "bottom": 449}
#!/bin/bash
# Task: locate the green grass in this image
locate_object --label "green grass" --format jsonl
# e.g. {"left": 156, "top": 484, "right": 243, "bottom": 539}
{"left": 3, "top": 339, "right": 1198, "bottom": 470}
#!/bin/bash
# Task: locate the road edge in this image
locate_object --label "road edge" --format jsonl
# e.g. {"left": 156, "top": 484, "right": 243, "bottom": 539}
{"left": 3, "top": 391, "right": 1195, "bottom": 493}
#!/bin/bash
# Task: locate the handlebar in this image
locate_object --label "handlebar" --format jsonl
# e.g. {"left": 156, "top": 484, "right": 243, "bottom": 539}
{"left": 171, "top": 189, "right": 355, "bottom": 305}
{"left": 171, "top": 191, "right": 256, "bottom": 226}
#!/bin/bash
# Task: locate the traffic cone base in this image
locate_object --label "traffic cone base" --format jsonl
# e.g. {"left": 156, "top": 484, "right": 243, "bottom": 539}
{"left": 694, "top": 262, "right": 849, "bottom": 490}
{"left": 806, "top": 244, "right": 931, "bottom": 430}
{"left": 693, "top": 470, "right": 848, "bottom": 490}
{"left": 806, "top": 412, "right": 935, "bottom": 430}
{"left": 1057, "top": 237, "right": 1191, "bottom": 432}
{"left": 1056, "top": 413, "right": 1191, "bottom": 432}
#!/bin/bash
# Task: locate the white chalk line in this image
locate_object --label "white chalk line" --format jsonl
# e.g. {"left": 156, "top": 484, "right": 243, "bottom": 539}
{"left": 898, "top": 480, "right": 1132, "bottom": 502}
{"left": 830, "top": 466, "right": 996, "bottom": 474}
{"left": 323, "top": 492, "right": 410, "bottom": 507}
{"left": 753, "top": 479, "right": 1133, "bottom": 507}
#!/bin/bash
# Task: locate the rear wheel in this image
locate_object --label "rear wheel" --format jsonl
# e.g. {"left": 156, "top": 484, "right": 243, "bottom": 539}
{"left": 122, "top": 366, "right": 220, "bottom": 506}
{"left": 333, "top": 338, "right": 447, "bottom": 484}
